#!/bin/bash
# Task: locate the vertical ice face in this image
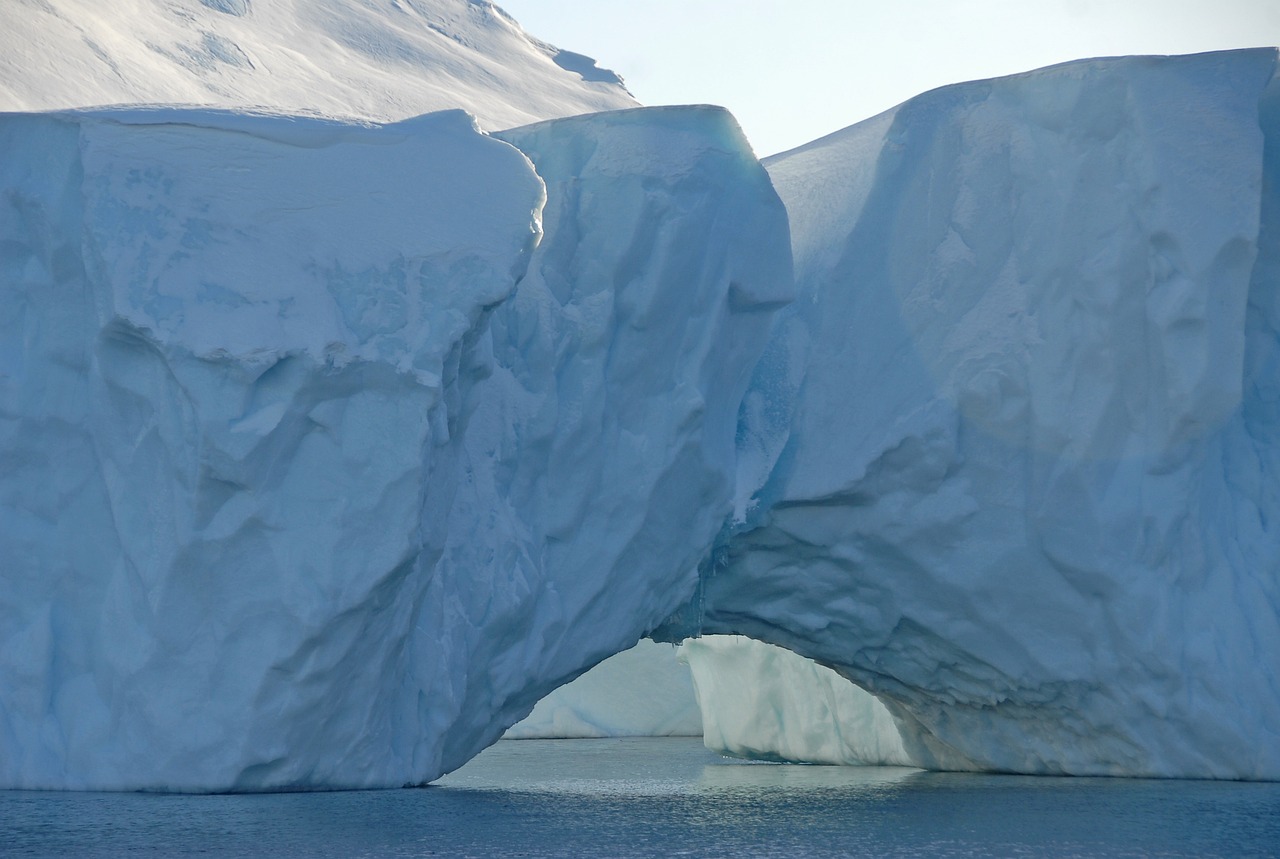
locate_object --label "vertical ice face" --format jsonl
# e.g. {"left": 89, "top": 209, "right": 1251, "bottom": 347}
{"left": 0, "top": 104, "right": 793, "bottom": 790}
{"left": 700, "top": 49, "right": 1280, "bottom": 778}
{"left": 420, "top": 106, "right": 792, "bottom": 777}
{"left": 0, "top": 108, "right": 545, "bottom": 790}
{"left": 681, "top": 636, "right": 912, "bottom": 767}
{"left": 4, "top": 48, "right": 1279, "bottom": 791}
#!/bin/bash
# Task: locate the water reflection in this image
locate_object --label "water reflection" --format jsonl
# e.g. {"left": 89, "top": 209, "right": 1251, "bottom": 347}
{"left": 5, "top": 737, "right": 1278, "bottom": 858}
{"left": 696, "top": 759, "right": 919, "bottom": 793}
{"left": 437, "top": 737, "right": 920, "bottom": 797}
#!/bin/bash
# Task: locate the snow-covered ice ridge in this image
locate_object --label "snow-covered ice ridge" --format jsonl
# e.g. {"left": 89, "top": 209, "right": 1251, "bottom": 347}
{"left": 2, "top": 48, "right": 1278, "bottom": 789}
{"left": 0, "top": 0, "right": 635, "bottom": 128}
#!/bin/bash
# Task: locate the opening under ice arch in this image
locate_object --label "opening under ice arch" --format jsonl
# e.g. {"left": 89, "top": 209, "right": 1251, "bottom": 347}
{"left": 506, "top": 636, "right": 915, "bottom": 769}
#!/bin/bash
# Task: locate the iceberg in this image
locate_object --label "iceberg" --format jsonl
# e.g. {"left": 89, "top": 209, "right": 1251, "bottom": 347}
{"left": 0, "top": 103, "right": 789, "bottom": 790}
{"left": 696, "top": 49, "right": 1280, "bottom": 779}
{"left": 2, "top": 47, "right": 1279, "bottom": 790}
{"left": 0, "top": 107, "right": 546, "bottom": 790}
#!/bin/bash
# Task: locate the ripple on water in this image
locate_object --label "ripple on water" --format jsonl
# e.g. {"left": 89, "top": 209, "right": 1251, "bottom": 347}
{"left": 3, "top": 738, "right": 1278, "bottom": 858}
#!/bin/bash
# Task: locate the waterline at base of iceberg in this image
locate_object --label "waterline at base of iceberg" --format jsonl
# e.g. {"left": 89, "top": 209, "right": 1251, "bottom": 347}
{"left": 4, "top": 738, "right": 1278, "bottom": 858}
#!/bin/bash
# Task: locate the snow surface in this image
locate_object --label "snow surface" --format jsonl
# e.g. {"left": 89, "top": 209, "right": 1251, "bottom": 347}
{"left": 0, "top": 0, "right": 635, "bottom": 128}
{"left": 681, "top": 636, "right": 911, "bottom": 766}
{"left": 695, "top": 48, "right": 1280, "bottom": 779}
{"left": 505, "top": 640, "right": 701, "bottom": 739}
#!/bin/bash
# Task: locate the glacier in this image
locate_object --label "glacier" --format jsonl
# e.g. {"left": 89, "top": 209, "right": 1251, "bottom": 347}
{"left": 2, "top": 47, "right": 1279, "bottom": 790}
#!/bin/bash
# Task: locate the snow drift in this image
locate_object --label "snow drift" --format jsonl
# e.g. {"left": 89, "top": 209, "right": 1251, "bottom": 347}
{"left": 2, "top": 48, "right": 1279, "bottom": 789}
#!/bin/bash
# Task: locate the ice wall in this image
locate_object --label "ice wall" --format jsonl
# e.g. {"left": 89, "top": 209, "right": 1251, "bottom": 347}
{"left": 0, "top": 105, "right": 790, "bottom": 790}
{"left": 505, "top": 640, "right": 701, "bottom": 739}
{"left": 0, "top": 108, "right": 543, "bottom": 791}
{"left": 425, "top": 107, "right": 790, "bottom": 776}
{"left": 697, "top": 49, "right": 1280, "bottom": 778}
{"left": 4, "top": 48, "right": 1279, "bottom": 791}
{"left": 682, "top": 636, "right": 911, "bottom": 766}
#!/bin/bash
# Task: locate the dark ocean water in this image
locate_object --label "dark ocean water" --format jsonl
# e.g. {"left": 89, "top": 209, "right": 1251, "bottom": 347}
{"left": 3, "top": 737, "right": 1278, "bottom": 857}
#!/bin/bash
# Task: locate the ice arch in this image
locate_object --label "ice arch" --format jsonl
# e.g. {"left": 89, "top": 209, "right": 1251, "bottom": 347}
{"left": 682, "top": 48, "right": 1280, "bottom": 779}
{"left": 0, "top": 103, "right": 790, "bottom": 791}
{"left": 2, "top": 49, "right": 1278, "bottom": 791}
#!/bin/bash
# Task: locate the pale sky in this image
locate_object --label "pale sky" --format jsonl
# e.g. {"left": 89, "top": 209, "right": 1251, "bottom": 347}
{"left": 498, "top": 0, "right": 1280, "bottom": 157}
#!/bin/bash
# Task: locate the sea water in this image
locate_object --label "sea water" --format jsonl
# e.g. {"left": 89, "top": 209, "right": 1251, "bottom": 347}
{"left": 3, "top": 738, "right": 1277, "bottom": 857}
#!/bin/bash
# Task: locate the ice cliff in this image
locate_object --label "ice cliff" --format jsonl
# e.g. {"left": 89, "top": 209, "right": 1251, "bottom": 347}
{"left": 0, "top": 104, "right": 788, "bottom": 790}
{"left": 2, "top": 48, "right": 1279, "bottom": 790}
{"left": 693, "top": 48, "right": 1280, "bottom": 779}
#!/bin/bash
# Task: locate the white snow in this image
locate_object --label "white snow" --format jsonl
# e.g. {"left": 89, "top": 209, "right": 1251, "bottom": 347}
{"left": 0, "top": 0, "right": 635, "bottom": 128}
